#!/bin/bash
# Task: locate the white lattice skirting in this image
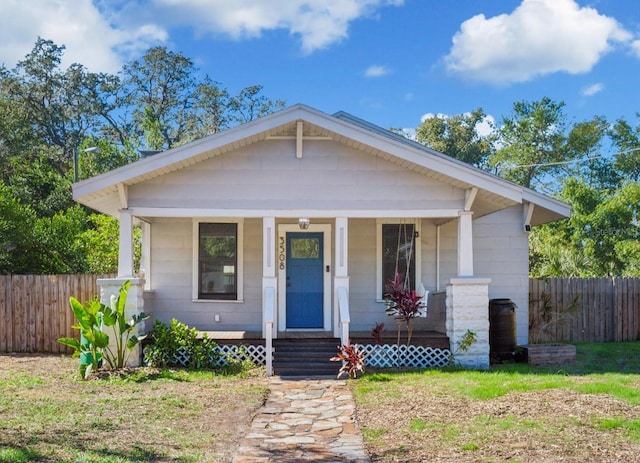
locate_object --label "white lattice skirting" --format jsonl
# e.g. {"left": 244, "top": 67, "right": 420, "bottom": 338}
{"left": 170, "top": 344, "right": 268, "bottom": 367}
{"left": 360, "top": 344, "right": 451, "bottom": 368}
{"left": 157, "top": 343, "right": 449, "bottom": 369}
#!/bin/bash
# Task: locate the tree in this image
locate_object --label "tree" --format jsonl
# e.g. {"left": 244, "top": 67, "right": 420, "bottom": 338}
{"left": 531, "top": 178, "right": 640, "bottom": 278}
{"left": 2, "top": 38, "right": 122, "bottom": 177}
{"left": 122, "top": 47, "right": 285, "bottom": 150}
{"left": 77, "top": 214, "right": 141, "bottom": 274}
{"left": 0, "top": 184, "right": 39, "bottom": 274}
{"left": 610, "top": 115, "right": 640, "bottom": 182}
{"left": 415, "top": 109, "right": 496, "bottom": 168}
{"left": 491, "top": 98, "right": 569, "bottom": 190}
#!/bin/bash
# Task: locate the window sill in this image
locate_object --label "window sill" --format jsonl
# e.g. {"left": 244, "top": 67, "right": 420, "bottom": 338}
{"left": 191, "top": 299, "right": 245, "bottom": 304}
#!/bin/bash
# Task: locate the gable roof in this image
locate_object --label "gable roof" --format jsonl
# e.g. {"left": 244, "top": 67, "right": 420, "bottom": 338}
{"left": 73, "top": 103, "right": 570, "bottom": 225}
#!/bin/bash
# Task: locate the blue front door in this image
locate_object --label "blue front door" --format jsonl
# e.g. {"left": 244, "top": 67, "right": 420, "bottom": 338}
{"left": 286, "top": 232, "right": 324, "bottom": 329}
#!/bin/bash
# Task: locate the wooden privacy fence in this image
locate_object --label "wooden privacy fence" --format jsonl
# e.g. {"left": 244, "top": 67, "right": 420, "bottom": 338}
{"left": 2, "top": 275, "right": 640, "bottom": 354}
{"left": 529, "top": 278, "right": 640, "bottom": 343}
{"left": 0, "top": 274, "right": 111, "bottom": 354}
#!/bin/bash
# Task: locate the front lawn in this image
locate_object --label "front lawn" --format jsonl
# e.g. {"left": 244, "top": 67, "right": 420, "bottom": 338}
{"left": 352, "top": 342, "right": 640, "bottom": 463}
{"left": 0, "top": 355, "right": 268, "bottom": 463}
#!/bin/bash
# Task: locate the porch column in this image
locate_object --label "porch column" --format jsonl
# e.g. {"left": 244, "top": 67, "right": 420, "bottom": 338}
{"left": 97, "top": 277, "right": 146, "bottom": 367}
{"left": 446, "top": 277, "right": 491, "bottom": 369}
{"left": 118, "top": 209, "right": 134, "bottom": 278}
{"left": 262, "top": 217, "right": 277, "bottom": 375}
{"left": 457, "top": 211, "right": 474, "bottom": 277}
{"left": 334, "top": 217, "right": 350, "bottom": 343}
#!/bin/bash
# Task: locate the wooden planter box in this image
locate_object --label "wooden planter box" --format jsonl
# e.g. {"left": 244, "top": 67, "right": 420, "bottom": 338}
{"left": 518, "top": 344, "right": 576, "bottom": 366}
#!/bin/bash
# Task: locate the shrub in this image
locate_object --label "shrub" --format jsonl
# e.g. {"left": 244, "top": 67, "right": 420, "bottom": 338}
{"left": 144, "top": 319, "right": 221, "bottom": 369}
{"left": 331, "top": 341, "right": 365, "bottom": 379}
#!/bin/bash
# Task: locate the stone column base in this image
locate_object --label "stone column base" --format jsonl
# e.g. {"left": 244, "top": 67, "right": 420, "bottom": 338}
{"left": 446, "top": 277, "right": 491, "bottom": 369}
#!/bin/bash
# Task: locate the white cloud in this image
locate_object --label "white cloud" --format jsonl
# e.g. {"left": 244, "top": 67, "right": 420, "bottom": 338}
{"left": 0, "top": 0, "right": 403, "bottom": 73}
{"left": 632, "top": 40, "right": 640, "bottom": 59}
{"left": 581, "top": 83, "right": 604, "bottom": 97}
{"left": 444, "top": 0, "right": 632, "bottom": 84}
{"left": 364, "top": 65, "right": 390, "bottom": 77}
{"left": 0, "top": 0, "right": 167, "bottom": 72}
{"left": 420, "top": 112, "right": 447, "bottom": 123}
{"left": 153, "top": 0, "right": 404, "bottom": 54}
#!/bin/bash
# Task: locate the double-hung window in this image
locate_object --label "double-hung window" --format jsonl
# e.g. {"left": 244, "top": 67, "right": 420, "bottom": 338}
{"left": 377, "top": 221, "right": 421, "bottom": 300}
{"left": 195, "top": 221, "right": 243, "bottom": 301}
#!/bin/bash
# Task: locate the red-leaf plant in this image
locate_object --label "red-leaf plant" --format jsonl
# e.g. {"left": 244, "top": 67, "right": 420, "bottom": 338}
{"left": 384, "top": 271, "right": 424, "bottom": 347}
{"left": 371, "top": 322, "right": 385, "bottom": 345}
{"left": 330, "top": 341, "right": 365, "bottom": 379}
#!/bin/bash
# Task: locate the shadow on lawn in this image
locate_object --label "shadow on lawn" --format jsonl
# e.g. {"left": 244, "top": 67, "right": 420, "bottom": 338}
{"left": 0, "top": 439, "right": 172, "bottom": 463}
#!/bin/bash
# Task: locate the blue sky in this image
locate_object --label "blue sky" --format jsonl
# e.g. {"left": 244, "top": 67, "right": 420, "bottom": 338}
{"left": 1, "top": 0, "right": 639, "bottom": 134}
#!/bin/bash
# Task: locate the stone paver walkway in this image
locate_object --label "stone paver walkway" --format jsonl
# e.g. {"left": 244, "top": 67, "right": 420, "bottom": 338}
{"left": 232, "top": 377, "right": 370, "bottom": 463}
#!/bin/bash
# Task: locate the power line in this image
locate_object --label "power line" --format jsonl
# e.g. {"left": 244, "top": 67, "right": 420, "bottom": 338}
{"left": 499, "top": 147, "right": 640, "bottom": 170}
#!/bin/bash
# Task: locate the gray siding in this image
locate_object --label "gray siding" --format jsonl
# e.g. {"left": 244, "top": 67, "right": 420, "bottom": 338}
{"left": 138, "top": 138, "right": 529, "bottom": 342}
{"left": 474, "top": 206, "right": 529, "bottom": 345}
{"left": 128, "top": 140, "right": 464, "bottom": 211}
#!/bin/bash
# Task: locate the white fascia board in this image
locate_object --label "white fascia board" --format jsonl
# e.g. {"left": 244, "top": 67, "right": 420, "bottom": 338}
{"left": 309, "top": 114, "right": 525, "bottom": 203}
{"left": 72, "top": 104, "right": 317, "bottom": 200}
{"left": 127, "top": 207, "right": 462, "bottom": 219}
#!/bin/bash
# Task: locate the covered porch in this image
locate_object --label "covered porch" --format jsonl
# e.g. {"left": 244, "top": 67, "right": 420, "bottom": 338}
{"left": 109, "top": 205, "right": 491, "bottom": 373}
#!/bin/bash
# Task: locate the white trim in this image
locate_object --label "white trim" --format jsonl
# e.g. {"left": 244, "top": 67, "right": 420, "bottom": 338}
{"left": 523, "top": 202, "right": 535, "bottom": 229}
{"left": 141, "top": 221, "right": 151, "bottom": 290}
{"left": 464, "top": 187, "right": 478, "bottom": 211}
{"left": 296, "top": 120, "right": 303, "bottom": 159}
{"left": 118, "top": 210, "right": 134, "bottom": 277}
{"left": 117, "top": 183, "right": 128, "bottom": 209}
{"left": 128, "top": 207, "right": 461, "bottom": 219}
{"left": 376, "top": 219, "right": 422, "bottom": 300}
{"left": 277, "top": 223, "right": 332, "bottom": 332}
{"left": 191, "top": 218, "right": 244, "bottom": 301}
{"left": 457, "top": 211, "right": 473, "bottom": 277}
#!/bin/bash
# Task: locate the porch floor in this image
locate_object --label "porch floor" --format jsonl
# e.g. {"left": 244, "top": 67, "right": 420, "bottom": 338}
{"left": 199, "top": 330, "right": 449, "bottom": 349}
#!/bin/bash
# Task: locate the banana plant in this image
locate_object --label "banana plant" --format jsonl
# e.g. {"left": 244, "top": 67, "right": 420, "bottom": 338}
{"left": 58, "top": 297, "right": 109, "bottom": 379}
{"left": 101, "top": 280, "right": 149, "bottom": 369}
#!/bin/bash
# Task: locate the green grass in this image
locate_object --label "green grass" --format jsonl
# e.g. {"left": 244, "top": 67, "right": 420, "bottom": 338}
{"left": 352, "top": 342, "right": 640, "bottom": 462}
{"left": 0, "top": 356, "right": 268, "bottom": 463}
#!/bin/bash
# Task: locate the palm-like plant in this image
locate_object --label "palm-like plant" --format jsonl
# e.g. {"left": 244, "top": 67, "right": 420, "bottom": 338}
{"left": 384, "top": 272, "right": 424, "bottom": 346}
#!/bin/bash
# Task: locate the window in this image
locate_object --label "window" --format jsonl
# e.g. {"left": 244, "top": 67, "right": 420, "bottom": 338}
{"left": 197, "top": 222, "right": 240, "bottom": 300}
{"left": 377, "top": 221, "right": 421, "bottom": 300}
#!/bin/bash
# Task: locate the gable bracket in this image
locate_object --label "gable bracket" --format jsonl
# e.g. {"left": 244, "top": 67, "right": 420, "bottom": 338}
{"left": 523, "top": 202, "right": 535, "bottom": 232}
{"left": 296, "top": 120, "right": 303, "bottom": 159}
{"left": 464, "top": 187, "right": 478, "bottom": 211}
{"left": 117, "top": 183, "right": 128, "bottom": 209}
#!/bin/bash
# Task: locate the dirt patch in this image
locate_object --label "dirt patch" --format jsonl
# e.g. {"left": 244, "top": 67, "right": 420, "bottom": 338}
{"left": 356, "top": 383, "right": 640, "bottom": 463}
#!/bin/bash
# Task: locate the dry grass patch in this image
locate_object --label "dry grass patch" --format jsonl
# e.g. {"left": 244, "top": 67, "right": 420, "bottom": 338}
{"left": 0, "top": 354, "right": 269, "bottom": 463}
{"left": 352, "top": 342, "right": 640, "bottom": 463}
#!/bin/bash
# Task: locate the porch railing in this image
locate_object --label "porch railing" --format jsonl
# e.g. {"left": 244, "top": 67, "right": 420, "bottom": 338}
{"left": 338, "top": 286, "right": 350, "bottom": 345}
{"left": 264, "top": 286, "right": 275, "bottom": 376}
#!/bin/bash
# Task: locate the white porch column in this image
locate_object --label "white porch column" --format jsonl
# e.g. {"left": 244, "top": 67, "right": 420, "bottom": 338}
{"left": 334, "top": 217, "right": 350, "bottom": 342}
{"left": 118, "top": 209, "right": 134, "bottom": 278}
{"left": 140, "top": 221, "right": 151, "bottom": 290}
{"left": 262, "top": 217, "right": 277, "bottom": 336}
{"left": 97, "top": 277, "right": 146, "bottom": 367}
{"left": 446, "top": 277, "right": 491, "bottom": 369}
{"left": 262, "top": 217, "right": 277, "bottom": 375}
{"left": 457, "top": 211, "right": 474, "bottom": 277}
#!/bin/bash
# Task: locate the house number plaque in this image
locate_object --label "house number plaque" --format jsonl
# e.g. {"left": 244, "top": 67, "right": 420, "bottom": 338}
{"left": 279, "top": 236, "right": 285, "bottom": 269}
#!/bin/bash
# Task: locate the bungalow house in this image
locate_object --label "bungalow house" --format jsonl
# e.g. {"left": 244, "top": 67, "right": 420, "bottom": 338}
{"left": 72, "top": 104, "right": 570, "bottom": 373}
